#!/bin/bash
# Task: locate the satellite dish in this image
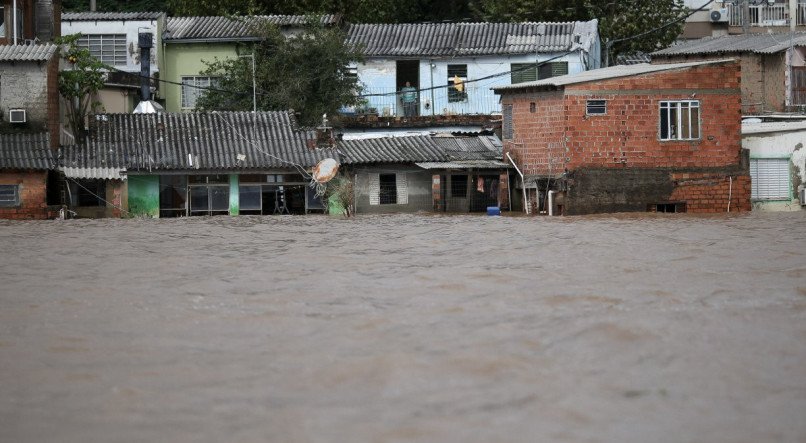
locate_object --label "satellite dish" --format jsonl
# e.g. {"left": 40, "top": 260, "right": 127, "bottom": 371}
{"left": 312, "top": 158, "right": 339, "bottom": 183}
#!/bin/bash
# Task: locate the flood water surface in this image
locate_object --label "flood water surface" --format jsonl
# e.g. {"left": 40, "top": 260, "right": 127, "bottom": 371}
{"left": 1, "top": 213, "right": 805, "bottom": 442}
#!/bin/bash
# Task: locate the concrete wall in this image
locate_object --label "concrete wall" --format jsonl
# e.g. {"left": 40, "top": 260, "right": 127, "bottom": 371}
{"left": 743, "top": 127, "right": 806, "bottom": 211}
{"left": 62, "top": 18, "right": 162, "bottom": 76}
{"left": 353, "top": 165, "right": 433, "bottom": 213}
{"left": 501, "top": 61, "right": 751, "bottom": 214}
{"left": 0, "top": 170, "right": 49, "bottom": 219}
{"left": 162, "top": 42, "right": 242, "bottom": 112}
{"left": 356, "top": 52, "right": 591, "bottom": 117}
{"left": 0, "top": 56, "right": 59, "bottom": 146}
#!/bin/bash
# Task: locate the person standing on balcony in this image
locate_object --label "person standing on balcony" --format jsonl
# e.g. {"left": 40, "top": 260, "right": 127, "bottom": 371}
{"left": 400, "top": 81, "right": 418, "bottom": 117}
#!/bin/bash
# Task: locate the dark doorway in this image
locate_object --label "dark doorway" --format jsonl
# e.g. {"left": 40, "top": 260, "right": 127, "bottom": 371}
{"left": 396, "top": 60, "right": 419, "bottom": 117}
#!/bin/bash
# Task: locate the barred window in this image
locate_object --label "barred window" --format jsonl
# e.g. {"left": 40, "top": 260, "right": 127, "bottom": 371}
{"left": 379, "top": 174, "right": 398, "bottom": 205}
{"left": 451, "top": 175, "right": 468, "bottom": 198}
{"left": 586, "top": 100, "right": 607, "bottom": 115}
{"left": 447, "top": 64, "right": 468, "bottom": 103}
{"left": 181, "top": 76, "right": 218, "bottom": 109}
{"left": 77, "top": 34, "right": 127, "bottom": 66}
{"left": 750, "top": 158, "right": 790, "bottom": 200}
{"left": 660, "top": 100, "right": 700, "bottom": 140}
{"left": 0, "top": 185, "right": 19, "bottom": 207}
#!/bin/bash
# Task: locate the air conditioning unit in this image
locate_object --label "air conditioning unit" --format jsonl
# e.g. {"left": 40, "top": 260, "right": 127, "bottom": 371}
{"left": 799, "top": 188, "right": 806, "bottom": 206}
{"left": 710, "top": 8, "right": 729, "bottom": 23}
{"left": 8, "top": 109, "right": 26, "bottom": 123}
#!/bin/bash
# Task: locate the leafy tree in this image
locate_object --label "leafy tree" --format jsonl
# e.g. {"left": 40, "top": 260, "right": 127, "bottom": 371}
{"left": 195, "top": 19, "right": 364, "bottom": 126}
{"left": 56, "top": 34, "right": 106, "bottom": 144}
{"left": 471, "top": 0, "right": 687, "bottom": 62}
{"left": 62, "top": 0, "right": 168, "bottom": 12}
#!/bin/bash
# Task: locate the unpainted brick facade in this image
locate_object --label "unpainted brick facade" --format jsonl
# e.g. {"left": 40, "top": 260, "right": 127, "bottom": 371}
{"left": 654, "top": 53, "right": 790, "bottom": 114}
{"left": 0, "top": 171, "right": 49, "bottom": 219}
{"left": 500, "top": 61, "right": 751, "bottom": 214}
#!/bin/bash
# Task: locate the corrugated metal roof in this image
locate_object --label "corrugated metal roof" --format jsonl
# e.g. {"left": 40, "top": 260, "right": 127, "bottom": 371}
{"left": 346, "top": 20, "right": 598, "bottom": 57}
{"left": 337, "top": 134, "right": 503, "bottom": 164}
{"left": 0, "top": 43, "right": 58, "bottom": 61}
{"left": 742, "top": 120, "right": 806, "bottom": 135}
{"left": 493, "top": 59, "right": 735, "bottom": 92}
{"left": 165, "top": 15, "right": 341, "bottom": 41}
{"left": 62, "top": 12, "right": 163, "bottom": 21}
{"left": 653, "top": 33, "right": 806, "bottom": 57}
{"left": 0, "top": 133, "right": 55, "bottom": 170}
{"left": 68, "top": 111, "right": 334, "bottom": 172}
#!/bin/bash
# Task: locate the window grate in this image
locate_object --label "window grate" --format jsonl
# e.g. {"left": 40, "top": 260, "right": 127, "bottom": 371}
{"left": 379, "top": 174, "right": 398, "bottom": 205}
{"left": 502, "top": 104, "right": 513, "bottom": 140}
{"left": 751, "top": 158, "right": 790, "bottom": 200}
{"left": 181, "top": 76, "right": 219, "bottom": 109}
{"left": 447, "top": 64, "right": 468, "bottom": 103}
{"left": 78, "top": 34, "right": 127, "bottom": 66}
{"left": 0, "top": 185, "right": 19, "bottom": 207}
{"left": 586, "top": 100, "right": 607, "bottom": 115}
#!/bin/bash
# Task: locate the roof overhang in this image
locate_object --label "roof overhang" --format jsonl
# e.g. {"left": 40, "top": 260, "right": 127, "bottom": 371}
{"left": 416, "top": 160, "right": 510, "bottom": 170}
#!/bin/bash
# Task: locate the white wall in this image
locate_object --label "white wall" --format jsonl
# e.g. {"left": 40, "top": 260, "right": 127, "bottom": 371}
{"left": 743, "top": 127, "right": 806, "bottom": 211}
{"left": 62, "top": 19, "right": 160, "bottom": 74}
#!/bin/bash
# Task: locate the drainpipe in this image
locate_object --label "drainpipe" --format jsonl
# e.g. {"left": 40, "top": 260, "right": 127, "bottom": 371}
{"left": 791, "top": 0, "right": 798, "bottom": 31}
{"left": 12, "top": 0, "right": 17, "bottom": 45}
{"left": 742, "top": 0, "right": 750, "bottom": 34}
{"left": 548, "top": 190, "right": 556, "bottom": 216}
{"left": 90, "top": 0, "right": 96, "bottom": 12}
{"left": 429, "top": 59, "right": 435, "bottom": 117}
{"left": 506, "top": 152, "right": 530, "bottom": 215}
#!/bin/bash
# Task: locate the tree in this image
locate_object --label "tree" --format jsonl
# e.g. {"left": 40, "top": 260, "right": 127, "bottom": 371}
{"left": 195, "top": 19, "right": 364, "bottom": 126}
{"left": 471, "top": 0, "right": 687, "bottom": 62}
{"left": 56, "top": 34, "right": 106, "bottom": 144}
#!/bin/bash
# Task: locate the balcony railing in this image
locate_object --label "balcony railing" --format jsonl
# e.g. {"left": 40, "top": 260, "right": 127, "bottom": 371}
{"left": 727, "top": 1, "right": 806, "bottom": 26}
{"left": 342, "top": 85, "right": 501, "bottom": 118}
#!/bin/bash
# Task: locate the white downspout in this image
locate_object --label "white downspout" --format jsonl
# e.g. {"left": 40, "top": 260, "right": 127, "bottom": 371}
{"left": 506, "top": 152, "right": 530, "bottom": 215}
{"left": 12, "top": 0, "right": 18, "bottom": 45}
{"left": 548, "top": 190, "right": 556, "bottom": 216}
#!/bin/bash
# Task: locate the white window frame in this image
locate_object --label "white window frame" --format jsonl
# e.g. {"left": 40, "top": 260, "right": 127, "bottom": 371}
{"left": 659, "top": 100, "right": 700, "bottom": 141}
{"left": 77, "top": 34, "right": 128, "bottom": 66}
{"left": 181, "top": 76, "right": 218, "bottom": 109}
{"left": 750, "top": 157, "right": 791, "bottom": 200}
{"left": 586, "top": 99, "right": 607, "bottom": 116}
{"left": 0, "top": 184, "right": 20, "bottom": 207}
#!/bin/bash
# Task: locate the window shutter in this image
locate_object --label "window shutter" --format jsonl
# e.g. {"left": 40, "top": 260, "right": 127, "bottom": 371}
{"left": 369, "top": 173, "right": 380, "bottom": 205}
{"left": 751, "top": 158, "right": 790, "bottom": 200}
{"left": 502, "top": 104, "right": 514, "bottom": 140}
{"left": 396, "top": 173, "right": 408, "bottom": 205}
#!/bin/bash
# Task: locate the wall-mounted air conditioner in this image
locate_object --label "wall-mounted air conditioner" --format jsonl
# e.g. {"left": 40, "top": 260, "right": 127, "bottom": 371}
{"left": 9, "top": 109, "right": 27, "bottom": 123}
{"left": 710, "top": 8, "right": 729, "bottom": 23}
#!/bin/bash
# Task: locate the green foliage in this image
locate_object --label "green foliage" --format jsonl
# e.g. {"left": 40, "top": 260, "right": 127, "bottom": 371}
{"left": 471, "top": 0, "right": 687, "bottom": 61}
{"left": 196, "top": 19, "right": 364, "bottom": 127}
{"left": 62, "top": 0, "right": 168, "bottom": 12}
{"left": 56, "top": 34, "right": 106, "bottom": 144}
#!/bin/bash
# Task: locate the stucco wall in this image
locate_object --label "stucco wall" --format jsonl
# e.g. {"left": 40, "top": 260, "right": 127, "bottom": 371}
{"left": 356, "top": 52, "right": 590, "bottom": 117}
{"left": 62, "top": 18, "right": 161, "bottom": 75}
{"left": 0, "top": 59, "right": 50, "bottom": 132}
{"left": 743, "top": 127, "right": 806, "bottom": 211}
{"left": 162, "top": 42, "right": 242, "bottom": 112}
{"left": 353, "top": 166, "right": 433, "bottom": 213}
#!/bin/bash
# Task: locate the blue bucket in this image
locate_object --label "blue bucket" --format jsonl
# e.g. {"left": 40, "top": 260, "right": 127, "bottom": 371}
{"left": 487, "top": 206, "right": 501, "bottom": 216}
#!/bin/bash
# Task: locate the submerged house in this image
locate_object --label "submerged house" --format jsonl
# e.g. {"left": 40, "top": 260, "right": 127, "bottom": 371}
{"left": 741, "top": 120, "right": 806, "bottom": 210}
{"left": 62, "top": 111, "right": 335, "bottom": 217}
{"left": 338, "top": 134, "right": 509, "bottom": 213}
{"left": 344, "top": 21, "right": 600, "bottom": 119}
{"left": 493, "top": 59, "right": 751, "bottom": 215}
{"left": 0, "top": 133, "right": 56, "bottom": 219}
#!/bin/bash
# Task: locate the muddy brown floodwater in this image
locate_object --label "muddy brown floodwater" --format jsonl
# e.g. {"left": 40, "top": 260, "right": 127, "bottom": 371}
{"left": 1, "top": 212, "right": 805, "bottom": 442}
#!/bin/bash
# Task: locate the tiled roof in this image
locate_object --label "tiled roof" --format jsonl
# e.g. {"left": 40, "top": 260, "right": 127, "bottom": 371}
{"left": 165, "top": 15, "right": 341, "bottom": 41}
{"left": 346, "top": 20, "right": 598, "bottom": 57}
{"left": 653, "top": 33, "right": 806, "bottom": 57}
{"left": 337, "top": 134, "right": 503, "bottom": 164}
{"left": 0, "top": 44, "right": 58, "bottom": 61}
{"left": 62, "top": 12, "right": 163, "bottom": 21}
{"left": 0, "top": 133, "right": 55, "bottom": 170}
{"left": 70, "top": 111, "right": 334, "bottom": 171}
{"left": 493, "top": 59, "right": 735, "bottom": 92}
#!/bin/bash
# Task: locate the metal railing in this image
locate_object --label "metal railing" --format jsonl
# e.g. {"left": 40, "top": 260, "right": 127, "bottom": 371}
{"left": 343, "top": 85, "right": 501, "bottom": 117}
{"left": 727, "top": 2, "right": 804, "bottom": 27}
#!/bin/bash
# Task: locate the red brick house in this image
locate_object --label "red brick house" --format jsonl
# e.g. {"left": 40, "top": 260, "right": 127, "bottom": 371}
{"left": 493, "top": 59, "right": 751, "bottom": 215}
{"left": 0, "top": 133, "right": 55, "bottom": 219}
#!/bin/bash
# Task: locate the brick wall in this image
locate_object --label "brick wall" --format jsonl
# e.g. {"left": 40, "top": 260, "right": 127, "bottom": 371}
{"left": 654, "top": 54, "right": 786, "bottom": 113}
{"left": 500, "top": 61, "right": 751, "bottom": 214}
{"left": 669, "top": 172, "right": 752, "bottom": 213}
{"left": 0, "top": 171, "right": 49, "bottom": 219}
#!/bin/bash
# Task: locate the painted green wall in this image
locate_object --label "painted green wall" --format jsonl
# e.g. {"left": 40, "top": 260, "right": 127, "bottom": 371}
{"left": 229, "top": 174, "right": 240, "bottom": 215}
{"left": 128, "top": 175, "right": 160, "bottom": 218}
{"left": 162, "top": 42, "right": 243, "bottom": 113}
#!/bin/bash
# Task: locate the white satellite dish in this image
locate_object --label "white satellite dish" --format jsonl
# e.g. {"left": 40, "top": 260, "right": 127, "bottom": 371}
{"left": 312, "top": 158, "right": 339, "bottom": 183}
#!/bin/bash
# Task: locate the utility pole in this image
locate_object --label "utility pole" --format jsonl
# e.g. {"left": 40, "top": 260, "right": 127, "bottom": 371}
{"left": 742, "top": 0, "right": 750, "bottom": 34}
